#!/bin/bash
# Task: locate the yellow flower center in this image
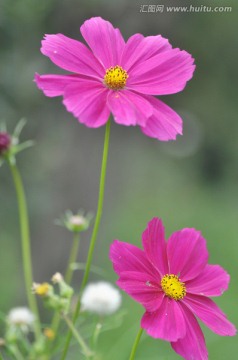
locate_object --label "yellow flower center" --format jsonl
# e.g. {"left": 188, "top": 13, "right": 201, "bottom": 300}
{"left": 44, "top": 328, "right": 55, "bottom": 340}
{"left": 161, "top": 274, "right": 186, "bottom": 301}
{"left": 34, "top": 283, "right": 50, "bottom": 297}
{"left": 104, "top": 65, "right": 128, "bottom": 90}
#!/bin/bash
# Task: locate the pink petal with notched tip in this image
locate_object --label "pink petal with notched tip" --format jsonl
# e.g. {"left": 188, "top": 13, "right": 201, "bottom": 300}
{"left": 117, "top": 271, "right": 163, "bottom": 312}
{"left": 127, "top": 48, "right": 195, "bottom": 96}
{"left": 109, "top": 240, "right": 157, "bottom": 278}
{"left": 167, "top": 228, "right": 209, "bottom": 282}
{"left": 183, "top": 294, "right": 237, "bottom": 336}
{"left": 171, "top": 302, "right": 208, "bottom": 360}
{"left": 107, "top": 90, "right": 153, "bottom": 126}
{"left": 121, "top": 33, "right": 172, "bottom": 72}
{"left": 140, "top": 96, "right": 182, "bottom": 141}
{"left": 62, "top": 80, "right": 110, "bottom": 127}
{"left": 80, "top": 17, "right": 125, "bottom": 69}
{"left": 41, "top": 34, "right": 104, "bottom": 78}
{"left": 142, "top": 217, "right": 169, "bottom": 276}
{"left": 186, "top": 264, "right": 230, "bottom": 297}
{"left": 141, "top": 296, "right": 187, "bottom": 341}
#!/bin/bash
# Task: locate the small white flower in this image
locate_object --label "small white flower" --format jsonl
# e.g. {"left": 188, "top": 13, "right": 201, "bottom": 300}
{"left": 81, "top": 282, "right": 121, "bottom": 316}
{"left": 7, "top": 307, "right": 34, "bottom": 331}
{"left": 69, "top": 215, "right": 86, "bottom": 226}
{"left": 52, "top": 272, "right": 63, "bottom": 284}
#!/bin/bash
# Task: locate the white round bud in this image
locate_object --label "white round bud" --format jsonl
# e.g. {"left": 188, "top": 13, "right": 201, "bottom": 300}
{"left": 81, "top": 282, "right": 121, "bottom": 316}
{"left": 7, "top": 307, "right": 34, "bottom": 331}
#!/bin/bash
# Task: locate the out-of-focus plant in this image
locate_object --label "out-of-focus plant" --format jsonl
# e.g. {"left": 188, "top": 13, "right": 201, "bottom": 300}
{"left": 0, "top": 15, "right": 236, "bottom": 360}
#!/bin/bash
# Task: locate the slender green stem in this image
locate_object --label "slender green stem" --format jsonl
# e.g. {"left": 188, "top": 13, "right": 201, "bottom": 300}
{"left": 65, "top": 232, "right": 80, "bottom": 284}
{"left": 10, "top": 346, "right": 25, "bottom": 360}
{"left": 62, "top": 314, "right": 93, "bottom": 358}
{"left": 92, "top": 322, "right": 102, "bottom": 349}
{"left": 61, "top": 120, "right": 111, "bottom": 360}
{"left": 9, "top": 163, "right": 41, "bottom": 339}
{"left": 50, "top": 233, "right": 80, "bottom": 335}
{"left": 129, "top": 328, "right": 143, "bottom": 360}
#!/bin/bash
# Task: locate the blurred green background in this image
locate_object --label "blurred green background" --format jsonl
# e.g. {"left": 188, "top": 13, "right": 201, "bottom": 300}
{"left": 0, "top": 0, "right": 237, "bottom": 358}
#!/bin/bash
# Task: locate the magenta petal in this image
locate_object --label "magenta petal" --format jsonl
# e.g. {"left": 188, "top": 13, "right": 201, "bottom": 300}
{"left": 34, "top": 73, "right": 84, "bottom": 97}
{"left": 141, "top": 297, "right": 186, "bottom": 341}
{"left": 167, "top": 228, "right": 208, "bottom": 282}
{"left": 121, "top": 33, "right": 171, "bottom": 72}
{"left": 109, "top": 240, "right": 157, "bottom": 277}
{"left": 183, "top": 294, "right": 237, "bottom": 336}
{"left": 80, "top": 17, "right": 125, "bottom": 69}
{"left": 186, "top": 264, "right": 230, "bottom": 297}
{"left": 142, "top": 218, "right": 168, "bottom": 276}
{"left": 62, "top": 81, "right": 110, "bottom": 127}
{"left": 117, "top": 271, "right": 163, "bottom": 312}
{"left": 41, "top": 34, "right": 104, "bottom": 78}
{"left": 171, "top": 303, "right": 208, "bottom": 360}
{"left": 107, "top": 90, "right": 153, "bottom": 126}
{"left": 128, "top": 48, "right": 195, "bottom": 95}
{"left": 140, "top": 96, "right": 182, "bottom": 141}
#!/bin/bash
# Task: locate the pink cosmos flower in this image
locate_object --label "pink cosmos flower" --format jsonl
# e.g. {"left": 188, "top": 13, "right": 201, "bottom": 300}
{"left": 35, "top": 17, "right": 195, "bottom": 141}
{"left": 110, "top": 218, "right": 236, "bottom": 360}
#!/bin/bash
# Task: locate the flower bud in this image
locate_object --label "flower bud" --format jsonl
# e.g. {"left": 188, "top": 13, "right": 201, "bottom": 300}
{"left": 32, "top": 282, "right": 51, "bottom": 297}
{"left": 0, "top": 132, "right": 11, "bottom": 155}
{"left": 55, "top": 210, "right": 93, "bottom": 233}
{"left": 51, "top": 272, "right": 63, "bottom": 284}
{"left": 43, "top": 328, "right": 55, "bottom": 341}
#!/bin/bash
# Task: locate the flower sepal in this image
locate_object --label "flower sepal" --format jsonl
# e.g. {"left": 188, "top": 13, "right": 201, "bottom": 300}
{"left": 0, "top": 119, "right": 34, "bottom": 168}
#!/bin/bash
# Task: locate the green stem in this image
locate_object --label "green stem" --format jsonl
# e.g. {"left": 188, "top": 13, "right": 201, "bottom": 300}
{"left": 92, "top": 322, "right": 102, "bottom": 349}
{"left": 129, "top": 328, "right": 143, "bottom": 360}
{"left": 9, "top": 162, "right": 41, "bottom": 339}
{"left": 50, "top": 233, "right": 80, "bottom": 335}
{"left": 10, "top": 346, "right": 25, "bottom": 360}
{"left": 62, "top": 314, "right": 93, "bottom": 358}
{"left": 61, "top": 120, "right": 111, "bottom": 360}
{"left": 65, "top": 232, "right": 80, "bottom": 284}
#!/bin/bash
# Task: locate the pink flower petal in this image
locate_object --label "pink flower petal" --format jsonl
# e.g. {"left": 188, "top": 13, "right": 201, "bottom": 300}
{"left": 107, "top": 90, "right": 153, "bottom": 126}
{"left": 142, "top": 218, "right": 169, "bottom": 276}
{"left": 41, "top": 34, "right": 104, "bottom": 78}
{"left": 34, "top": 73, "right": 85, "bottom": 97}
{"left": 127, "top": 48, "right": 195, "bottom": 95}
{"left": 183, "top": 294, "right": 237, "bottom": 336}
{"left": 186, "top": 264, "right": 230, "bottom": 297}
{"left": 140, "top": 96, "right": 182, "bottom": 141}
{"left": 167, "top": 228, "right": 208, "bottom": 282}
{"left": 171, "top": 303, "right": 208, "bottom": 360}
{"left": 80, "top": 17, "right": 125, "bottom": 69}
{"left": 117, "top": 271, "right": 163, "bottom": 312}
{"left": 121, "top": 33, "right": 172, "bottom": 72}
{"left": 141, "top": 296, "right": 186, "bottom": 341}
{"left": 62, "top": 80, "right": 110, "bottom": 127}
{"left": 109, "top": 240, "right": 157, "bottom": 278}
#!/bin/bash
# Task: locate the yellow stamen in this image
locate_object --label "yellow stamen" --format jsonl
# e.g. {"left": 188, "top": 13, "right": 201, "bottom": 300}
{"left": 34, "top": 282, "right": 50, "bottom": 297}
{"left": 104, "top": 65, "right": 128, "bottom": 90}
{"left": 44, "top": 328, "right": 55, "bottom": 340}
{"left": 161, "top": 274, "right": 186, "bottom": 301}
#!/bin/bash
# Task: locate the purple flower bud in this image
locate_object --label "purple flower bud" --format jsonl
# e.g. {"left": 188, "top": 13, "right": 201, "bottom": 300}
{"left": 0, "top": 132, "right": 11, "bottom": 155}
